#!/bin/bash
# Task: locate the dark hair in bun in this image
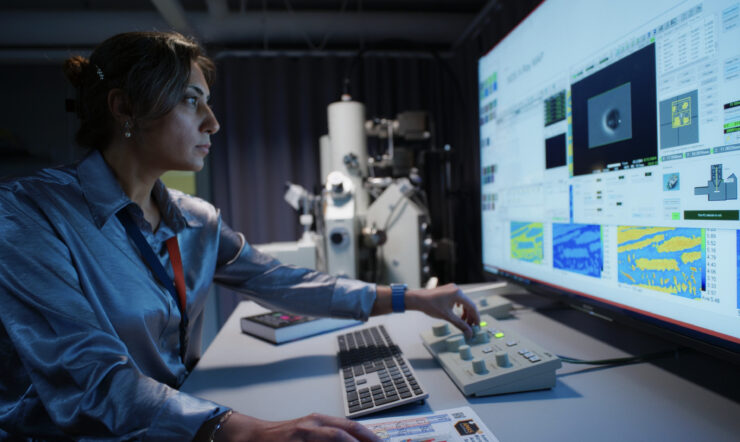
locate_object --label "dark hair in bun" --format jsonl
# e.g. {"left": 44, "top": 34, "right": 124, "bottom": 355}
{"left": 63, "top": 31, "right": 215, "bottom": 150}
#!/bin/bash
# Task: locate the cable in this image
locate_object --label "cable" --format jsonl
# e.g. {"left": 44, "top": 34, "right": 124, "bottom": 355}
{"left": 557, "top": 348, "right": 682, "bottom": 367}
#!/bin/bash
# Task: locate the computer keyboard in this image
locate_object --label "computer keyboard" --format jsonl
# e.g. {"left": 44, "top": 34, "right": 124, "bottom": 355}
{"left": 337, "top": 325, "right": 428, "bottom": 418}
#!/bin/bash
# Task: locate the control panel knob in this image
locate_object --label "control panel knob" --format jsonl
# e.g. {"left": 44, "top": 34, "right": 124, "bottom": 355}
{"left": 472, "top": 358, "right": 488, "bottom": 374}
{"left": 459, "top": 345, "right": 473, "bottom": 360}
{"left": 495, "top": 352, "right": 511, "bottom": 367}
{"left": 432, "top": 323, "right": 450, "bottom": 337}
{"left": 446, "top": 336, "right": 464, "bottom": 352}
{"left": 472, "top": 328, "right": 490, "bottom": 345}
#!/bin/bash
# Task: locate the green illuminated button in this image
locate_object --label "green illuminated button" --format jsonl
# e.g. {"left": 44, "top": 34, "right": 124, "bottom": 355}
{"left": 671, "top": 212, "right": 680, "bottom": 220}
{"left": 494, "top": 332, "right": 505, "bottom": 339}
{"left": 479, "top": 321, "right": 488, "bottom": 328}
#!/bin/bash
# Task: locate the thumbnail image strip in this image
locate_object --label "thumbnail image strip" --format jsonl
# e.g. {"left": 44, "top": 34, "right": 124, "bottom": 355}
{"left": 510, "top": 222, "right": 544, "bottom": 264}
{"left": 617, "top": 226, "right": 704, "bottom": 299}
{"left": 553, "top": 223, "right": 603, "bottom": 278}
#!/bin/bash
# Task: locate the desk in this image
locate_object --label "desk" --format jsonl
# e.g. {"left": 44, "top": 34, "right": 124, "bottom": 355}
{"left": 182, "top": 284, "right": 740, "bottom": 441}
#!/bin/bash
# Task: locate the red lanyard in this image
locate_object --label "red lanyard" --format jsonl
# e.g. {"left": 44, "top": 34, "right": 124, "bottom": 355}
{"left": 117, "top": 209, "right": 190, "bottom": 361}
{"left": 165, "top": 237, "right": 187, "bottom": 312}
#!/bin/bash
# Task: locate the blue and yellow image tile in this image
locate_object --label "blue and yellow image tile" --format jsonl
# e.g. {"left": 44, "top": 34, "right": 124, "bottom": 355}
{"left": 511, "top": 222, "right": 544, "bottom": 264}
{"left": 553, "top": 223, "right": 602, "bottom": 278}
{"left": 617, "top": 226, "right": 705, "bottom": 299}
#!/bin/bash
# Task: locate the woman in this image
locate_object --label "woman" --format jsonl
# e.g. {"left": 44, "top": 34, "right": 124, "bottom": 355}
{"left": 0, "top": 31, "right": 479, "bottom": 441}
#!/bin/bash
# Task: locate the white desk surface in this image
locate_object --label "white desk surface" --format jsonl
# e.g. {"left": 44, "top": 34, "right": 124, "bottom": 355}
{"left": 181, "top": 284, "right": 740, "bottom": 442}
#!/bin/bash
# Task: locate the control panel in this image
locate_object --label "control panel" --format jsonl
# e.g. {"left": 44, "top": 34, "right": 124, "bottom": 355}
{"left": 420, "top": 314, "right": 561, "bottom": 396}
{"left": 474, "top": 294, "right": 512, "bottom": 319}
{"left": 459, "top": 283, "right": 512, "bottom": 319}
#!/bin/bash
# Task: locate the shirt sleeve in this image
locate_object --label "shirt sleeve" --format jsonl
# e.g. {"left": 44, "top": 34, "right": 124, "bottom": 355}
{"left": 214, "top": 223, "right": 377, "bottom": 321}
{"left": 0, "top": 207, "right": 227, "bottom": 440}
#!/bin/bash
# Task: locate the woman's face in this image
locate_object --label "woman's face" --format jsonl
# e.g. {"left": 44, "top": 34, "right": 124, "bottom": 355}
{"left": 135, "top": 62, "right": 220, "bottom": 173}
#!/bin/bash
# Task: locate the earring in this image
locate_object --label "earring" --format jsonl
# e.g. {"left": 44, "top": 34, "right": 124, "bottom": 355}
{"left": 123, "top": 121, "right": 132, "bottom": 138}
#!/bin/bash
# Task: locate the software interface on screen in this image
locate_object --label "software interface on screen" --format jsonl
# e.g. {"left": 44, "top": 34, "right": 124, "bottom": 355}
{"left": 479, "top": 0, "right": 740, "bottom": 346}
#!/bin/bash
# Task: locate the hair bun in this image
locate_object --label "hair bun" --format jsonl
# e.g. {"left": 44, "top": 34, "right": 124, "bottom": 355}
{"left": 62, "top": 55, "right": 90, "bottom": 89}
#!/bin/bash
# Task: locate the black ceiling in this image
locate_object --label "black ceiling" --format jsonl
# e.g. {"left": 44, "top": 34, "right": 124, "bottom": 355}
{"left": 0, "top": 0, "right": 493, "bottom": 52}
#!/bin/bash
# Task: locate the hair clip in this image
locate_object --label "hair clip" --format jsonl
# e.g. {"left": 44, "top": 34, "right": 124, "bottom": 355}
{"left": 95, "top": 65, "right": 104, "bottom": 80}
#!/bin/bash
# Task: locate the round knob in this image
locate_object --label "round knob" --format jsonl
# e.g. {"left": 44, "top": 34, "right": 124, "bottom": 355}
{"left": 479, "top": 298, "right": 489, "bottom": 307}
{"left": 446, "top": 336, "right": 464, "bottom": 352}
{"left": 459, "top": 345, "right": 473, "bottom": 360}
{"left": 495, "top": 352, "right": 510, "bottom": 367}
{"left": 472, "top": 358, "right": 488, "bottom": 374}
{"left": 472, "top": 328, "right": 490, "bottom": 344}
{"left": 432, "top": 323, "right": 450, "bottom": 337}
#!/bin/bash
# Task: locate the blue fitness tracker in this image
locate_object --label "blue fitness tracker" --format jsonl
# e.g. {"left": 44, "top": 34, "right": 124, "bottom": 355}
{"left": 390, "top": 283, "right": 408, "bottom": 313}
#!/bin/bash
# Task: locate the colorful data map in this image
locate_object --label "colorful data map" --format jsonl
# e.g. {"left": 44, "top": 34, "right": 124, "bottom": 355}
{"left": 511, "top": 222, "right": 544, "bottom": 264}
{"left": 553, "top": 223, "right": 603, "bottom": 277}
{"left": 617, "top": 226, "right": 705, "bottom": 299}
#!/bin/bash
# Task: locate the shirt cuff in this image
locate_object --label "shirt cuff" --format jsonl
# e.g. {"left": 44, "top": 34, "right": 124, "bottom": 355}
{"left": 329, "top": 278, "right": 377, "bottom": 321}
{"left": 145, "top": 390, "right": 230, "bottom": 442}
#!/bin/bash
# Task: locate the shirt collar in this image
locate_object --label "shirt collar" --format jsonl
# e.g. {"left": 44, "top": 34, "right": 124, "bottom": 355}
{"left": 77, "top": 150, "right": 193, "bottom": 231}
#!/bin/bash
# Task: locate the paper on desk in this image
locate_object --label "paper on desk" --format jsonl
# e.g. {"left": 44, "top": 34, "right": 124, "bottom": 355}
{"left": 358, "top": 406, "right": 499, "bottom": 442}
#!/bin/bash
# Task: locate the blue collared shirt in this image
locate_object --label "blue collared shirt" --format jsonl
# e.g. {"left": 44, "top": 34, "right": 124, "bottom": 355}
{"left": 0, "top": 151, "right": 376, "bottom": 440}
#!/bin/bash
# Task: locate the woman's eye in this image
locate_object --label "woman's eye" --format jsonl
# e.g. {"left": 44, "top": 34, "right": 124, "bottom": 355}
{"left": 185, "top": 96, "right": 198, "bottom": 106}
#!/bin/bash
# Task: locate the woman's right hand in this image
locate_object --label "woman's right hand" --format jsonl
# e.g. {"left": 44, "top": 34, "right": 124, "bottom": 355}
{"left": 216, "top": 412, "right": 381, "bottom": 442}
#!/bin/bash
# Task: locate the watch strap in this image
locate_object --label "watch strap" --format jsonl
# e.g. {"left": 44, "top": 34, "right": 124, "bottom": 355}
{"left": 391, "top": 283, "right": 407, "bottom": 313}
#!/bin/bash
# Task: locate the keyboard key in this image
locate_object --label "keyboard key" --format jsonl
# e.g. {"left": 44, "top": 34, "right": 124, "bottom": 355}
{"left": 373, "top": 397, "right": 390, "bottom": 406}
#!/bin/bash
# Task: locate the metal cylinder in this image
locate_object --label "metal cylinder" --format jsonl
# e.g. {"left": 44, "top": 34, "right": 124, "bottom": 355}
{"left": 327, "top": 100, "right": 369, "bottom": 215}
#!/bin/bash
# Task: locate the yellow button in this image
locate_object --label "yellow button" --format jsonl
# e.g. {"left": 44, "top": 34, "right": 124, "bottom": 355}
{"left": 494, "top": 332, "right": 505, "bottom": 339}
{"left": 479, "top": 321, "right": 488, "bottom": 328}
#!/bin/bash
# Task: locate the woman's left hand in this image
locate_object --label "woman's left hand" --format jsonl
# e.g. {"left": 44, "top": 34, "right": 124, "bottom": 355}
{"left": 405, "top": 283, "right": 480, "bottom": 339}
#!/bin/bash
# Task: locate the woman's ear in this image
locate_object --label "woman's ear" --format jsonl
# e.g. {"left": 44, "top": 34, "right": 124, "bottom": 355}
{"left": 107, "top": 88, "right": 132, "bottom": 125}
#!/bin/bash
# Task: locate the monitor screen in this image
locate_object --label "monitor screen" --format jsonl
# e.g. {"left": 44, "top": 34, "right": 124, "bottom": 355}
{"left": 479, "top": 0, "right": 740, "bottom": 358}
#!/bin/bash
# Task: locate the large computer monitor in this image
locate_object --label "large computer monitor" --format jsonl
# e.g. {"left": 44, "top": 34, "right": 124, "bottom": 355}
{"left": 479, "top": 0, "right": 740, "bottom": 361}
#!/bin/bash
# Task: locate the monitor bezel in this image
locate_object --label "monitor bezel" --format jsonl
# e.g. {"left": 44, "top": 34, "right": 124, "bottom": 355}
{"left": 482, "top": 267, "right": 740, "bottom": 365}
